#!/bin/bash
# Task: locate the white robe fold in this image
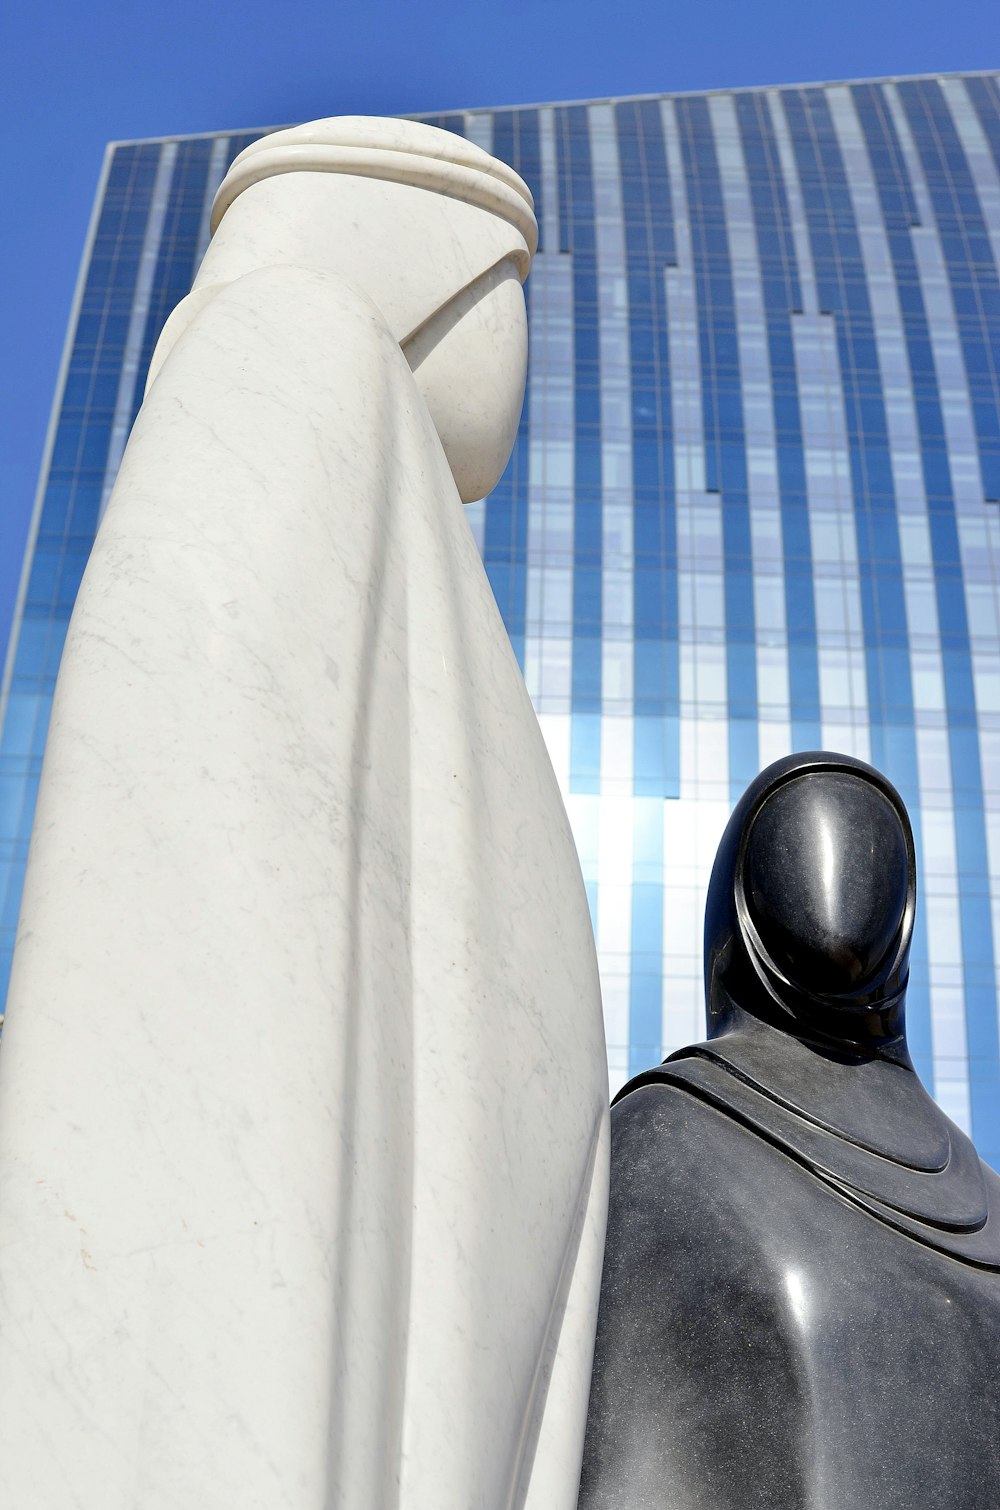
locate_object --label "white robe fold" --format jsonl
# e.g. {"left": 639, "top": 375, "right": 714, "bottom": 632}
{"left": 0, "top": 265, "right": 609, "bottom": 1509}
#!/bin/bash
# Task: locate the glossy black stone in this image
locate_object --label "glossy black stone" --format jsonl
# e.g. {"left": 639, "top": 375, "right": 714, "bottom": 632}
{"left": 743, "top": 772, "right": 908, "bottom": 997}
{"left": 578, "top": 751, "right": 1000, "bottom": 1510}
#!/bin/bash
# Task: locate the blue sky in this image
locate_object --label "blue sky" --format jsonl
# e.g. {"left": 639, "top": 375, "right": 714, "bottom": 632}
{"left": 2, "top": 0, "right": 996, "bottom": 667}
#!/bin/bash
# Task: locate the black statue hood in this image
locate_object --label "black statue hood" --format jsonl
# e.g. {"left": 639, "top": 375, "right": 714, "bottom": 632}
{"left": 617, "top": 752, "right": 1000, "bottom": 1269}
{"left": 701, "top": 750, "right": 914, "bottom": 1051}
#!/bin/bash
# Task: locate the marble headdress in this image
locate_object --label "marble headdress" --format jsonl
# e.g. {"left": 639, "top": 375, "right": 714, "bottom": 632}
{"left": 150, "top": 116, "right": 539, "bottom": 502}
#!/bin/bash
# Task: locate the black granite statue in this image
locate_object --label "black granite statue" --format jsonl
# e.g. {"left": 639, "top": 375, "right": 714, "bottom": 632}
{"left": 578, "top": 751, "right": 1000, "bottom": 1510}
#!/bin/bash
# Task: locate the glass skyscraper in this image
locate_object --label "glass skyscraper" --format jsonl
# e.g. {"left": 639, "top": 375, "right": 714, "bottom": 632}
{"left": 4, "top": 72, "right": 1000, "bottom": 1161}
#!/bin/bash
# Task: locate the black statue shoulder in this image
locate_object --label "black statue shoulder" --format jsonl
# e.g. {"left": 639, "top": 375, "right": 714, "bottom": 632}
{"left": 579, "top": 1083, "right": 813, "bottom": 1510}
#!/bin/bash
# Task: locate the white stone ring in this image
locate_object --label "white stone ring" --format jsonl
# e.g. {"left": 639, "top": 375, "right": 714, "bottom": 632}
{"left": 212, "top": 119, "right": 538, "bottom": 261}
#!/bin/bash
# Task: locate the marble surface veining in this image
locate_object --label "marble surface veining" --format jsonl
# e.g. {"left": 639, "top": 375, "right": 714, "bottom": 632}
{"left": 0, "top": 120, "right": 609, "bottom": 1510}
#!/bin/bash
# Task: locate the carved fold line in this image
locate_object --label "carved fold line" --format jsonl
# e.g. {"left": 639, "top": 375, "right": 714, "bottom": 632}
{"left": 506, "top": 1111, "right": 608, "bottom": 1510}
{"left": 212, "top": 144, "right": 539, "bottom": 255}
{"left": 643, "top": 1072, "right": 996, "bottom": 1260}
{"left": 400, "top": 254, "right": 524, "bottom": 365}
{"left": 672, "top": 1047, "right": 951, "bottom": 1174}
{"left": 658, "top": 1060, "right": 987, "bottom": 1224}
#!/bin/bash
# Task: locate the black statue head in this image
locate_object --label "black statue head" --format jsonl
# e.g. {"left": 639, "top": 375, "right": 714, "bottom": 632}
{"left": 704, "top": 752, "right": 915, "bottom": 1051}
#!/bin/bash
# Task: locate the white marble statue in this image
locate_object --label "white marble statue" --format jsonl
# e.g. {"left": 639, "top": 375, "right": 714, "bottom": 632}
{"left": 0, "top": 119, "right": 610, "bottom": 1509}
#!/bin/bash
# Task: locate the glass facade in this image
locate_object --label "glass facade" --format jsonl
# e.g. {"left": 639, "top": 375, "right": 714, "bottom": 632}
{"left": 4, "top": 74, "right": 1000, "bottom": 1161}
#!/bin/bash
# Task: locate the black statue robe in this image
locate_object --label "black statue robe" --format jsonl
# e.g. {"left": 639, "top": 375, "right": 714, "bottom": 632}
{"left": 579, "top": 752, "right": 1000, "bottom": 1510}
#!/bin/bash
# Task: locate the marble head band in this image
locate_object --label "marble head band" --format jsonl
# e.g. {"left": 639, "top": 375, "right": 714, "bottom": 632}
{"left": 213, "top": 117, "right": 539, "bottom": 258}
